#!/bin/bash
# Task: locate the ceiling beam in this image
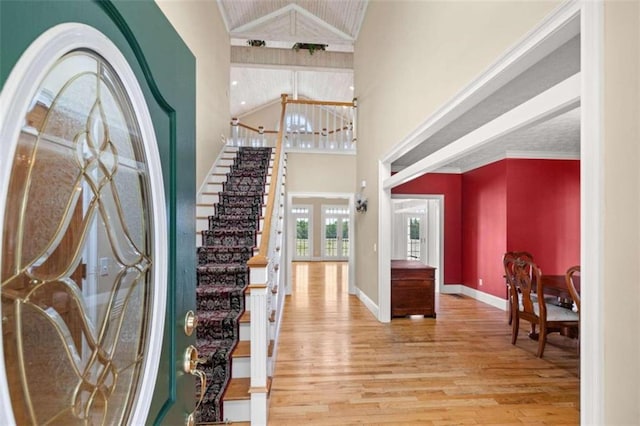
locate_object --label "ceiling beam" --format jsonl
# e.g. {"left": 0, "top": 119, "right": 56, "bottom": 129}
{"left": 383, "top": 73, "right": 581, "bottom": 190}
{"left": 231, "top": 46, "right": 353, "bottom": 70}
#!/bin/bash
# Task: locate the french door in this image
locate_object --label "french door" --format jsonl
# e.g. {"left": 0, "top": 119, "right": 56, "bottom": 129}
{"left": 322, "top": 206, "right": 350, "bottom": 260}
{"left": 292, "top": 205, "right": 313, "bottom": 260}
{"left": 0, "top": 2, "right": 196, "bottom": 425}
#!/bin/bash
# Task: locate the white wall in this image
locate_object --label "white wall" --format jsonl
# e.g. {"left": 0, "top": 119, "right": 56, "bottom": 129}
{"left": 354, "top": 0, "right": 560, "bottom": 303}
{"left": 603, "top": 1, "right": 640, "bottom": 422}
{"left": 155, "top": 0, "right": 230, "bottom": 187}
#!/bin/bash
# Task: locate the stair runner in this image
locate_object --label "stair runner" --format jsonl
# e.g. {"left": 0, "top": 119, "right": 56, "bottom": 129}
{"left": 196, "top": 147, "right": 272, "bottom": 423}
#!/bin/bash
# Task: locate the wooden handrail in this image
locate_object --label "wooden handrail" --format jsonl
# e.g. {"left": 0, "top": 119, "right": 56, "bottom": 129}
{"left": 236, "top": 122, "right": 260, "bottom": 132}
{"left": 286, "top": 99, "right": 355, "bottom": 107}
{"left": 234, "top": 121, "right": 278, "bottom": 134}
{"left": 248, "top": 93, "right": 288, "bottom": 268}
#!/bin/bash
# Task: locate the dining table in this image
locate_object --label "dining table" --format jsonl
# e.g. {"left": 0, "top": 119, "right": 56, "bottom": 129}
{"left": 539, "top": 274, "right": 580, "bottom": 306}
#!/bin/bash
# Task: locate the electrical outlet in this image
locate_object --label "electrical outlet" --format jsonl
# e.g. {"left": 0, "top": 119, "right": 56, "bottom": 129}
{"left": 479, "top": 278, "right": 483, "bottom": 286}
{"left": 373, "top": 243, "right": 377, "bottom": 252}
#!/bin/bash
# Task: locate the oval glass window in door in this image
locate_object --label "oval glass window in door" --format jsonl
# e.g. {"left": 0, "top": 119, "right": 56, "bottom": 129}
{"left": 1, "top": 49, "right": 159, "bottom": 425}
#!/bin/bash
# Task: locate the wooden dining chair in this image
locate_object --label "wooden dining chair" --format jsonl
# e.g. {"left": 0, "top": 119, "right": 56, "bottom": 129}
{"left": 565, "top": 265, "right": 580, "bottom": 313}
{"left": 510, "top": 258, "right": 579, "bottom": 358}
{"left": 565, "top": 265, "right": 581, "bottom": 358}
{"left": 502, "top": 251, "right": 534, "bottom": 326}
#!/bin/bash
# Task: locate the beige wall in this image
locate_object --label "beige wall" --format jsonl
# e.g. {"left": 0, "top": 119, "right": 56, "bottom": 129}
{"left": 354, "top": 1, "right": 560, "bottom": 304}
{"left": 603, "top": 2, "right": 640, "bottom": 422}
{"left": 156, "top": 0, "right": 230, "bottom": 187}
{"left": 286, "top": 153, "right": 356, "bottom": 193}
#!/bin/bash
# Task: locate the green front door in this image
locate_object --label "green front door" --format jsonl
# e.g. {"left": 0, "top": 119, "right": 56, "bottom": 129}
{"left": 0, "top": 1, "right": 196, "bottom": 424}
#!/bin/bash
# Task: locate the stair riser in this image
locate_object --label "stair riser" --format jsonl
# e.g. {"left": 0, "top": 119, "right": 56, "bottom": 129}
{"left": 223, "top": 400, "right": 250, "bottom": 423}
{"left": 200, "top": 193, "right": 219, "bottom": 205}
{"left": 231, "top": 356, "right": 250, "bottom": 378}
{"left": 205, "top": 182, "right": 223, "bottom": 193}
{"left": 197, "top": 205, "right": 215, "bottom": 217}
{"left": 239, "top": 321, "right": 275, "bottom": 341}
{"left": 196, "top": 218, "right": 209, "bottom": 233}
{"left": 209, "top": 174, "right": 227, "bottom": 184}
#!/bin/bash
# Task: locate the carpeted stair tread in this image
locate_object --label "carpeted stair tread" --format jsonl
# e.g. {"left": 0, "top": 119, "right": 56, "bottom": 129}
{"left": 201, "top": 229, "right": 256, "bottom": 247}
{"left": 196, "top": 310, "right": 241, "bottom": 341}
{"left": 197, "top": 245, "right": 254, "bottom": 265}
{"left": 220, "top": 191, "right": 264, "bottom": 198}
{"left": 197, "top": 264, "right": 248, "bottom": 274}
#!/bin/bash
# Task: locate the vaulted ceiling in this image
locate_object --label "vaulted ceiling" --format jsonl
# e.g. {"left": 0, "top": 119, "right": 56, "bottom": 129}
{"left": 217, "top": 1, "right": 367, "bottom": 118}
{"left": 217, "top": 1, "right": 580, "bottom": 174}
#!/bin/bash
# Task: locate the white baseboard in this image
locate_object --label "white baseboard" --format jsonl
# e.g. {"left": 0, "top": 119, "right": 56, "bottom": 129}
{"left": 441, "top": 283, "right": 508, "bottom": 311}
{"left": 356, "top": 287, "right": 379, "bottom": 319}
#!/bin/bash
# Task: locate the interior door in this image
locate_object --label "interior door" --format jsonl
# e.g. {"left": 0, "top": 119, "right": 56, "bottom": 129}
{"left": 0, "top": 2, "right": 197, "bottom": 425}
{"left": 291, "top": 205, "right": 312, "bottom": 260}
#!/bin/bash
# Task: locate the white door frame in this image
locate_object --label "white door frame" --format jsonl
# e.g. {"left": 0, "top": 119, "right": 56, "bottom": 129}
{"left": 391, "top": 194, "right": 444, "bottom": 293}
{"left": 287, "top": 192, "right": 356, "bottom": 295}
{"left": 378, "top": 2, "right": 603, "bottom": 424}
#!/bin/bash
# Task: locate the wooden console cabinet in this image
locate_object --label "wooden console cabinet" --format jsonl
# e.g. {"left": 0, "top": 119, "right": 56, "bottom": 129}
{"left": 391, "top": 260, "right": 436, "bottom": 318}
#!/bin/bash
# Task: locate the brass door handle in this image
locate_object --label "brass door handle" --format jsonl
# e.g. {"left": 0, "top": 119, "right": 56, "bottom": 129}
{"left": 184, "top": 345, "right": 207, "bottom": 426}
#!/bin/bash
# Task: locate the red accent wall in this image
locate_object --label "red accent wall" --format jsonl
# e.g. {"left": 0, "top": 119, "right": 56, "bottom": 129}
{"left": 461, "top": 159, "right": 580, "bottom": 298}
{"left": 462, "top": 161, "right": 508, "bottom": 297}
{"left": 391, "top": 159, "right": 579, "bottom": 300}
{"left": 506, "top": 159, "right": 580, "bottom": 275}
{"left": 393, "top": 173, "right": 462, "bottom": 284}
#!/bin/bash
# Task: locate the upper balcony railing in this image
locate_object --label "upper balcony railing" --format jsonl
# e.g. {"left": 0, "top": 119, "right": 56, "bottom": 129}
{"left": 229, "top": 95, "right": 357, "bottom": 154}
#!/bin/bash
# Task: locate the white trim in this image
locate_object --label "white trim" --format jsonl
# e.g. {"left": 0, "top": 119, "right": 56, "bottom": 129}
{"left": 377, "top": 160, "right": 392, "bottom": 323}
{"left": 381, "top": 1, "right": 580, "bottom": 165}
{"left": 356, "top": 287, "right": 379, "bottom": 319}
{"left": 285, "top": 148, "right": 356, "bottom": 156}
{"left": 580, "top": 2, "right": 604, "bottom": 424}
{"left": 415, "top": 151, "right": 581, "bottom": 175}
{"left": 391, "top": 194, "right": 445, "bottom": 294}
{"left": 384, "top": 73, "right": 580, "bottom": 189}
{"left": 440, "top": 285, "right": 509, "bottom": 312}
{"left": 0, "top": 23, "right": 167, "bottom": 425}
{"left": 460, "top": 287, "right": 509, "bottom": 312}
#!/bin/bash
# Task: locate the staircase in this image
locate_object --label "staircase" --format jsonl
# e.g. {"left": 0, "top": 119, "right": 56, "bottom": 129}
{"left": 195, "top": 147, "right": 274, "bottom": 423}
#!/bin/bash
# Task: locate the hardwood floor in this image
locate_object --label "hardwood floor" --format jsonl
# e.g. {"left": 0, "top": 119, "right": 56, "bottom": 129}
{"left": 268, "top": 261, "right": 579, "bottom": 425}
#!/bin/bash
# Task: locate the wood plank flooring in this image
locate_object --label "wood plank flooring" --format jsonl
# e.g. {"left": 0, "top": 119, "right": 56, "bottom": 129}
{"left": 268, "top": 261, "right": 579, "bottom": 425}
